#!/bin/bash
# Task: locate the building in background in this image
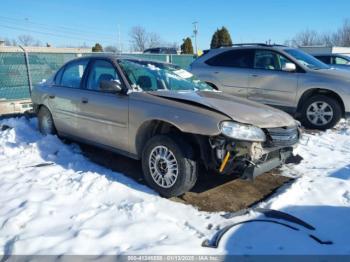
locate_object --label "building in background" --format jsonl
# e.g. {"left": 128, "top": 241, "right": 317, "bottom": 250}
{"left": 299, "top": 46, "right": 350, "bottom": 57}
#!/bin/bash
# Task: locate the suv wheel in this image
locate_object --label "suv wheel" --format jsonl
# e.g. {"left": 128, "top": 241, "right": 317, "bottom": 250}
{"left": 300, "top": 95, "right": 342, "bottom": 130}
{"left": 38, "top": 106, "right": 56, "bottom": 135}
{"left": 142, "top": 135, "right": 198, "bottom": 198}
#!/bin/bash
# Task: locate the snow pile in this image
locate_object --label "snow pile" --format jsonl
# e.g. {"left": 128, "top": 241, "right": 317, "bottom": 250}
{"left": 220, "top": 120, "right": 350, "bottom": 254}
{"left": 0, "top": 117, "right": 350, "bottom": 255}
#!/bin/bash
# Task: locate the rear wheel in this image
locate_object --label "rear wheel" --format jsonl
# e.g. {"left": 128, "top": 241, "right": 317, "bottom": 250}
{"left": 142, "top": 135, "right": 198, "bottom": 198}
{"left": 38, "top": 106, "right": 56, "bottom": 135}
{"left": 300, "top": 95, "right": 342, "bottom": 130}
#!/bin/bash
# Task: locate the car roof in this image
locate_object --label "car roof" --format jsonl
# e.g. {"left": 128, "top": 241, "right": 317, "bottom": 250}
{"left": 205, "top": 44, "right": 290, "bottom": 54}
{"left": 66, "top": 54, "right": 174, "bottom": 67}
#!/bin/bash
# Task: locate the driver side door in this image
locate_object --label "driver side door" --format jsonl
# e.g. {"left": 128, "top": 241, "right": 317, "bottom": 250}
{"left": 77, "top": 59, "right": 129, "bottom": 152}
{"left": 248, "top": 49, "right": 299, "bottom": 109}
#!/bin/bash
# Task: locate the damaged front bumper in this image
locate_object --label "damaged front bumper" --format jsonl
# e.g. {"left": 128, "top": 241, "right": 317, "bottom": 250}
{"left": 241, "top": 147, "right": 293, "bottom": 180}
{"left": 207, "top": 125, "right": 301, "bottom": 179}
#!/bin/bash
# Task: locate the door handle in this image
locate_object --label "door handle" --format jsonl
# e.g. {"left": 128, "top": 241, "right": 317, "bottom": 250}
{"left": 81, "top": 98, "right": 88, "bottom": 104}
{"left": 48, "top": 95, "right": 55, "bottom": 99}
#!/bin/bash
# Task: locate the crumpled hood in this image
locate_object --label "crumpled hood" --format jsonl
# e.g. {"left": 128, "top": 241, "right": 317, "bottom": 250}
{"left": 147, "top": 90, "right": 296, "bottom": 128}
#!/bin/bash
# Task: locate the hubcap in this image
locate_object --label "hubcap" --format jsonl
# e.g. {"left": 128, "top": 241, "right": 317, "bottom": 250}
{"left": 41, "top": 114, "right": 53, "bottom": 135}
{"left": 149, "top": 146, "right": 178, "bottom": 188}
{"left": 306, "top": 101, "right": 333, "bottom": 126}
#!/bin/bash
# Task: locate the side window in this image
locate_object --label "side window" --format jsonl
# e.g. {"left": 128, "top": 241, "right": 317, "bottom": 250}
{"left": 205, "top": 49, "right": 254, "bottom": 68}
{"left": 316, "top": 56, "right": 331, "bottom": 64}
{"left": 334, "top": 56, "right": 349, "bottom": 65}
{"left": 254, "top": 50, "right": 293, "bottom": 71}
{"left": 254, "top": 50, "right": 280, "bottom": 70}
{"left": 61, "top": 60, "right": 88, "bottom": 88}
{"left": 87, "top": 60, "right": 119, "bottom": 91}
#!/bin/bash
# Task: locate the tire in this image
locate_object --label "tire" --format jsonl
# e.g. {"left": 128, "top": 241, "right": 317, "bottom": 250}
{"left": 300, "top": 95, "right": 342, "bottom": 130}
{"left": 38, "top": 106, "right": 56, "bottom": 135}
{"left": 142, "top": 135, "right": 198, "bottom": 198}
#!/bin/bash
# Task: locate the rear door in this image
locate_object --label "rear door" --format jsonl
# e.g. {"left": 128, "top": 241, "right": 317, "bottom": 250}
{"left": 247, "top": 49, "right": 298, "bottom": 108}
{"left": 77, "top": 59, "right": 129, "bottom": 152}
{"left": 48, "top": 58, "right": 89, "bottom": 135}
{"left": 204, "top": 49, "right": 254, "bottom": 98}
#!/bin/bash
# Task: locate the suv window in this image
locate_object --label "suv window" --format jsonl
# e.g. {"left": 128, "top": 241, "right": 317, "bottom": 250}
{"left": 333, "top": 56, "right": 349, "bottom": 65}
{"left": 60, "top": 59, "right": 88, "bottom": 88}
{"left": 254, "top": 50, "right": 292, "bottom": 71}
{"left": 205, "top": 49, "right": 254, "bottom": 68}
{"left": 315, "top": 56, "right": 331, "bottom": 64}
{"left": 87, "top": 60, "right": 119, "bottom": 91}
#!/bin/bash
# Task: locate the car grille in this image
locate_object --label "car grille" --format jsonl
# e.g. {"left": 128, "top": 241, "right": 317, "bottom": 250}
{"left": 265, "top": 126, "right": 299, "bottom": 148}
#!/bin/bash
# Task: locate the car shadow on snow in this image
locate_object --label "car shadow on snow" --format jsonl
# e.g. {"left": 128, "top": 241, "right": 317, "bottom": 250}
{"left": 57, "top": 139, "right": 292, "bottom": 213}
{"left": 220, "top": 205, "right": 350, "bottom": 255}
{"left": 31, "top": 126, "right": 236, "bottom": 197}
{"left": 75, "top": 142, "right": 239, "bottom": 194}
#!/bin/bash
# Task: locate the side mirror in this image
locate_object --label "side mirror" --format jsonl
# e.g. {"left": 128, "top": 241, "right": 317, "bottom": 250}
{"left": 282, "top": 62, "right": 296, "bottom": 72}
{"left": 100, "top": 79, "right": 122, "bottom": 93}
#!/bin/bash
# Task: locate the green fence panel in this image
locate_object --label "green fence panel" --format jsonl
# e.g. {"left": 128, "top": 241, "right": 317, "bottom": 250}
{"left": 0, "top": 52, "right": 29, "bottom": 100}
{"left": 28, "top": 53, "right": 77, "bottom": 86}
{"left": 170, "top": 55, "right": 195, "bottom": 69}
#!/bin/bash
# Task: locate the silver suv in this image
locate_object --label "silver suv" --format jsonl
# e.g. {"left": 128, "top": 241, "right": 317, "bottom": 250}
{"left": 190, "top": 44, "right": 350, "bottom": 130}
{"left": 31, "top": 55, "right": 300, "bottom": 197}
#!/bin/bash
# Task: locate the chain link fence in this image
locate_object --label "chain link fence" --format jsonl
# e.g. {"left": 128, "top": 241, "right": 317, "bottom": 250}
{"left": 0, "top": 48, "right": 196, "bottom": 103}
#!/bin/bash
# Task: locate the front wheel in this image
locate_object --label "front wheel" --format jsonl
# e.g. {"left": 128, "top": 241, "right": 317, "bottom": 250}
{"left": 142, "top": 135, "right": 198, "bottom": 198}
{"left": 300, "top": 95, "right": 342, "bottom": 130}
{"left": 38, "top": 106, "right": 56, "bottom": 135}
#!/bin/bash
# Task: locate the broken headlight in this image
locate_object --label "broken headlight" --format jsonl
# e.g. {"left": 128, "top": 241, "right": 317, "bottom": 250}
{"left": 220, "top": 121, "right": 266, "bottom": 142}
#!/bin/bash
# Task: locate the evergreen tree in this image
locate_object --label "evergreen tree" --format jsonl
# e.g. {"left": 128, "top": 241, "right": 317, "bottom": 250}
{"left": 210, "top": 27, "right": 233, "bottom": 48}
{"left": 218, "top": 27, "right": 233, "bottom": 47}
{"left": 180, "top": 37, "right": 194, "bottom": 54}
{"left": 210, "top": 29, "right": 220, "bottom": 49}
{"left": 92, "top": 43, "right": 103, "bottom": 52}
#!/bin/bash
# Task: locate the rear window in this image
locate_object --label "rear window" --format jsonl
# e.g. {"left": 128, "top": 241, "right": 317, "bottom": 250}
{"left": 205, "top": 49, "right": 254, "bottom": 68}
{"left": 60, "top": 59, "right": 89, "bottom": 88}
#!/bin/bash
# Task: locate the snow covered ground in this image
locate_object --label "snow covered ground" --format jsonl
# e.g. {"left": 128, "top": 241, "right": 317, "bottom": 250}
{"left": 0, "top": 117, "right": 350, "bottom": 255}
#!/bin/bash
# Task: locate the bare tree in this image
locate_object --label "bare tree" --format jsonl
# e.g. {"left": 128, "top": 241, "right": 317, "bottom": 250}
{"left": 288, "top": 20, "right": 350, "bottom": 47}
{"left": 148, "top": 32, "right": 161, "bottom": 48}
{"left": 130, "top": 26, "right": 148, "bottom": 52}
{"left": 291, "top": 29, "right": 321, "bottom": 47}
{"left": 17, "top": 34, "right": 35, "bottom": 46}
{"left": 319, "top": 32, "right": 335, "bottom": 47}
{"left": 334, "top": 19, "right": 350, "bottom": 46}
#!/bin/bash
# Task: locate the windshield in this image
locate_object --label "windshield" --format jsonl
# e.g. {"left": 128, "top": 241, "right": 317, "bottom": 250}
{"left": 118, "top": 59, "right": 213, "bottom": 91}
{"left": 284, "top": 49, "right": 330, "bottom": 70}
